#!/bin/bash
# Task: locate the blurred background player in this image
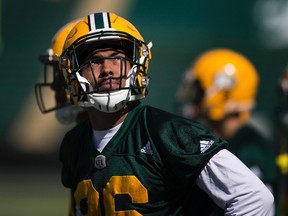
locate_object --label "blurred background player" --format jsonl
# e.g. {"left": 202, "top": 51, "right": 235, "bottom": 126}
{"left": 35, "top": 19, "right": 87, "bottom": 125}
{"left": 34, "top": 19, "right": 89, "bottom": 215}
{"left": 176, "top": 48, "right": 280, "bottom": 215}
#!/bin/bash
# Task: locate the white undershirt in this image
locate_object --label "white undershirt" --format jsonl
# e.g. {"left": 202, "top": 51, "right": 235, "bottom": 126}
{"left": 92, "top": 123, "right": 123, "bottom": 152}
{"left": 196, "top": 149, "right": 274, "bottom": 215}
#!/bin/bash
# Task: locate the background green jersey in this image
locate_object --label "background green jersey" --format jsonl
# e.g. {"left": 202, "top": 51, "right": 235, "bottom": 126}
{"left": 229, "top": 123, "right": 279, "bottom": 185}
{"left": 60, "top": 102, "right": 228, "bottom": 215}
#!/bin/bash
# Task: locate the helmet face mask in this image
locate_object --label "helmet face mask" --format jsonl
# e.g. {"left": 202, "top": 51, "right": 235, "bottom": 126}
{"left": 61, "top": 12, "right": 152, "bottom": 113}
{"left": 77, "top": 49, "right": 132, "bottom": 94}
{"left": 177, "top": 76, "right": 205, "bottom": 119}
{"left": 35, "top": 49, "right": 69, "bottom": 113}
{"left": 35, "top": 19, "right": 81, "bottom": 114}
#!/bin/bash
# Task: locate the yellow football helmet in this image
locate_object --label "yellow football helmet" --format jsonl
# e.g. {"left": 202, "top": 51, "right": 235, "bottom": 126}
{"left": 60, "top": 12, "right": 152, "bottom": 113}
{"left": 179, "top": 48, "right": 259, "bottom": 122}
{"left": 35, "top": 19, "right": 80, "bottom": 114}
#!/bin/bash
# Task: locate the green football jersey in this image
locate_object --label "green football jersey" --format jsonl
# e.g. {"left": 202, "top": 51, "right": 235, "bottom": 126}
{"left": 229, "top": 123, "right": 279, "bottom": 184}
{"left": 60, "top": 102, "right": 228, "bottom": 215}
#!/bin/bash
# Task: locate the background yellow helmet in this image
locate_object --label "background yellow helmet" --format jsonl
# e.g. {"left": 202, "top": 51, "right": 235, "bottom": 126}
{"left": 60, "top": 12, "right": 152, "bottom": 113}
{"left": 183, "top": 48, "right": 259, "bottom": 121}
{"left": 50, "top": 20, "right": 82, "bottom": 59}
{"left": 35, "top": 19, "right": 81, "bottom": 114}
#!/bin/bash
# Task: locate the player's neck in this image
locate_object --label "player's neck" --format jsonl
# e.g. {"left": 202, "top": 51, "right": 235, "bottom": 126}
{"left": 87, "top": 102, "right": 134, "bottom": 130}
{"left": 214, "top": 116, "right": 244, "bottom": 140}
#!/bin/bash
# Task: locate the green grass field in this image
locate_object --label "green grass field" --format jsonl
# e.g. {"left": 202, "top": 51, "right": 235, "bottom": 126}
{"left": 0, "top": 170, "right": 70, "bottom": 216}
{"left": 0, "top": 146, "right": 74, "bottom": 216}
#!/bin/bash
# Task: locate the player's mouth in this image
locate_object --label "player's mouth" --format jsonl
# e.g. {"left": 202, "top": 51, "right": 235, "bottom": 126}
{"left": 96, "top": 79, "right": 122, "bottom": 92}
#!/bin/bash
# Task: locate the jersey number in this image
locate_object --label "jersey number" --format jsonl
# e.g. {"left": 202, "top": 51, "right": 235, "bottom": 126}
{"left": 74, "top": 176, "right": 148, "bottom": 215}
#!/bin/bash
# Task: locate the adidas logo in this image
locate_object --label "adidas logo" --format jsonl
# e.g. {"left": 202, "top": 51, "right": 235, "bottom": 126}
{"left": 200, "top": 140, "right": 214, "bottom": 153}
{"left": 141, "top": 141, "right": 153, "bottom": 155}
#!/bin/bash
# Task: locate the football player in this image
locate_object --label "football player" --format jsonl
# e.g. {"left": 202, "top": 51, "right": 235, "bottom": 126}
{"left": 59, "top": 12, "right": 274, "bottom": 215}
{"left": 177, "top": 48, "right": 279, "bottom": 214}
{"left": 35, "top": 19, "right": 87, "bottom": 125}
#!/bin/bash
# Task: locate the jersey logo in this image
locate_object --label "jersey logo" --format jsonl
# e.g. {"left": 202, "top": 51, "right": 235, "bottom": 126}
{"left": 95, "top": 155, "right": 106, "bottom": 169}
{"left": 200, "top": 140, "right": 214, "bottom": 153}
{"left": 140, "top": 141, "right": 153, "bottom": 155}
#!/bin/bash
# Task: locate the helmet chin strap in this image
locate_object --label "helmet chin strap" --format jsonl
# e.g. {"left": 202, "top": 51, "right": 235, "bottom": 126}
{"left": 74, "top": 65, "right": 140, "bottom": 112}
{"left": 76, "top": 72, "right": 91, "bottom": 93}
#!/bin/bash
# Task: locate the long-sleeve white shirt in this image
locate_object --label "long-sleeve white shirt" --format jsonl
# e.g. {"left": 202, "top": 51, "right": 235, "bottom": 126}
{"left": 197, "top": 149, "right": 274, "bottom": 216}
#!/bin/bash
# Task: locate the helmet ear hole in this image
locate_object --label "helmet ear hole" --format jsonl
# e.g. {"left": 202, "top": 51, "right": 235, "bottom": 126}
{"left": 135, "top": 75, "right": 150, "bottom": 95}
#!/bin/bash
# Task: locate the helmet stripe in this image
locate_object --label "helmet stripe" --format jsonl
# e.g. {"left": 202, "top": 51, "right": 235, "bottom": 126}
{"left": 103, "top": 12, "right": 111, "bottom": 28}
{"left": 89, "top": 12, "right": 111, "bottom": 31}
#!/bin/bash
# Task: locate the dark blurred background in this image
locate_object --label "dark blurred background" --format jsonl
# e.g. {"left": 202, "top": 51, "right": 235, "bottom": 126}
{"left": 1, "top": 0, "right": 288, "bottom": 215}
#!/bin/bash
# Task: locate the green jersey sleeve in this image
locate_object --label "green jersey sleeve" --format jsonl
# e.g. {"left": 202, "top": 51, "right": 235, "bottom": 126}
{"left": 144, "top": 105, "right": 229, "bottom": 184}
